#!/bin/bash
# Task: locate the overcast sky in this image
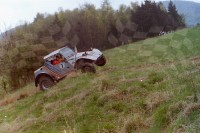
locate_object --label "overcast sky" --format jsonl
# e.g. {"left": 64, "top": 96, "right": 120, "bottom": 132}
{"left": 0, "top": 0, "right": 200, "bottom": 32}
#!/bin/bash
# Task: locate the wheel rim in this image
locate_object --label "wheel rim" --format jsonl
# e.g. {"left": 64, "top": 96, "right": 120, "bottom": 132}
{"left": 41, "top": 80, "right": 53, "bottom": 90}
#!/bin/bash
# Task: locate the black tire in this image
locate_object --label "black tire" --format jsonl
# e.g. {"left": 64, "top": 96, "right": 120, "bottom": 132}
{"left": 95, "top": 55, "right": 106, "bottom": 66}
{"left": 81, "top": 64, "right": 96, "bottom": 73}
{"left": 38, "top": 76, "right": 54, "bottom": 90}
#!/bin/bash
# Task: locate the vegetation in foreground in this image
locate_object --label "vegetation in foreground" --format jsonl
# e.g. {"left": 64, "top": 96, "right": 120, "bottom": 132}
{"left": 0, "top": 27, "right": 200, "bottom": 133}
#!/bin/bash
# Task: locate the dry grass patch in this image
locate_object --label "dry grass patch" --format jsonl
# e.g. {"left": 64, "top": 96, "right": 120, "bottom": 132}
{"left": 65, "top": 90, "right": 91, "bottom": 104}
{"left": 0, "top": 116, "right": 37, "bottom": 133}
{"left": 119, "top": 76, "right": 148, "bottom": 83}
{"left": 98, "top": 79, "right": 117, "bottom": 92}
{"left": 42, "top": 109, "right": 61, "bottom": 122}
{"left": 167, "top": 101, "right": 187, "bottom": 123}
{"left": 0, "top": 87, "right": 40, "bottom": 107}
{"left": 173, "top": 126, "right": 187, "bottom": 133}
{"left": 121, "top": 113, "right": 150, "bottom": 133}
{"left": 97, "top": 90, "right": 117, "bottom": 106}
{"left": 97, "top": 89, "right": 132, "bottom": 107}
{"left": 145, "top": 91, "right": 172, "bottom": 111}
{"left": 44, "top": 100, "right": 63, "bottom": 112}
{"left": 184, "top": 103, "right": 200, "bottom": 116}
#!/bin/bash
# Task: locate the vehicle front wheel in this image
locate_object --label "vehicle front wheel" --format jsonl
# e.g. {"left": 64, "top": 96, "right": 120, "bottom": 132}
{"left": 38, "top": 76, "right": 54, "bottom": 90}
{"left": 95, "top": 55, "right": 106, "bottom": 66}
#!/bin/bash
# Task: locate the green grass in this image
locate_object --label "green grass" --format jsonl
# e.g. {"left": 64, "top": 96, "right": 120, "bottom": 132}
{"left": 1, "top": 27, "right": 200, "bottom": 132}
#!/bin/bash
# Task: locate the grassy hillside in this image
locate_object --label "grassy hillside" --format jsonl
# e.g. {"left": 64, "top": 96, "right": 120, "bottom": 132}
{"left": 1, "top": 27, "right": 200, "bottom": 133}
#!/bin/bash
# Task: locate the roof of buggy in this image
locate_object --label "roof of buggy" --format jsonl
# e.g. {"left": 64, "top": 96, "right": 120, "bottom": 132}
{"left": 43, "top": 47, "right": 73, "bottom": 60}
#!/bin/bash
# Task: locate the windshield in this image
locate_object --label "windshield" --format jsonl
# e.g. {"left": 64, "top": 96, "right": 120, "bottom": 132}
{"left": 60, "top": 47, "right": 75, "bottom": 59}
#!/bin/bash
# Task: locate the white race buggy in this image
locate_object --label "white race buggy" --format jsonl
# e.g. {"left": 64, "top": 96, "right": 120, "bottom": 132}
{"left": 34, "top": 46, "right": 106, "bottom": 90}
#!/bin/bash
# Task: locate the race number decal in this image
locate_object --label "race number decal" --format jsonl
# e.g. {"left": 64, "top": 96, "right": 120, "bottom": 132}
{"left": 59, "top": 63, "right": 65, "bottom": 69}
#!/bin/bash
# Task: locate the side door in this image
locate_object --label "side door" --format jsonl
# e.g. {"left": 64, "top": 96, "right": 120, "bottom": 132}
{"left": 54, "top": 60, "right": 74, "bottom": 75}
{"left": 44, "top": 61, "right": 74, "bottom": 79}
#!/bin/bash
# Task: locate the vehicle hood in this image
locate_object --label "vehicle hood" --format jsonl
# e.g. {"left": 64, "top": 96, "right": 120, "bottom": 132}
{"left": 75, "top": 48, "right": 103, "bottom": 61}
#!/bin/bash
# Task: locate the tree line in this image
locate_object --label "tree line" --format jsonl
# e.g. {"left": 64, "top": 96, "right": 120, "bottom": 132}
{"left": 0, "top": 0, "right": 185, "bottom": 90}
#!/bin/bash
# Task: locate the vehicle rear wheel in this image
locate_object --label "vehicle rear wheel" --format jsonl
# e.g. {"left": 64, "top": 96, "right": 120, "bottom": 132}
{"left": 81, "top": 64, "right": 96, "bottom": 73}
{"left": 38, "top": 76, "right": 54, "bottom": 90}
{"left": 95, "top": 55, "right": 106, "bottom": 66}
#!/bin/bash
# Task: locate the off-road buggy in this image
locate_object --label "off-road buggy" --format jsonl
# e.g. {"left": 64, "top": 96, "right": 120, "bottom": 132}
{"left": 34, "top": 46, "right": 106, "bottom": 90}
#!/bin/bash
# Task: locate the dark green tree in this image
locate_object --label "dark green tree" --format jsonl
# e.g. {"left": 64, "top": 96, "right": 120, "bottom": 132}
{"left": 168, "top": 0, "right": 185, "bottom": 29}
{"left": 131, "top": 0, "right": 170, "bottom": 33}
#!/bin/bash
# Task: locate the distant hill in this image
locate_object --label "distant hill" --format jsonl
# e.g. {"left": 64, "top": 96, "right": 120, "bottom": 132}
{"left": 162, "top": 0, "right": 200, "bottom": 26}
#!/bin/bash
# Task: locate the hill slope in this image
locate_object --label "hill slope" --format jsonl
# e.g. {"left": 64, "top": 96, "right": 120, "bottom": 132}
{"left": 1, "top": 27, "right": 200, "bottom": 132}
{"left": 163, "top": 0, "right": 200, "bottom": 26}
